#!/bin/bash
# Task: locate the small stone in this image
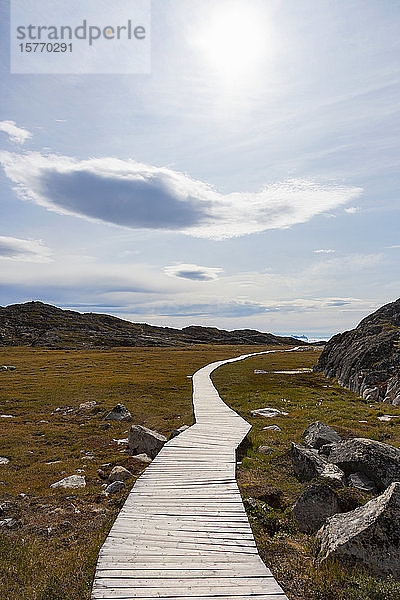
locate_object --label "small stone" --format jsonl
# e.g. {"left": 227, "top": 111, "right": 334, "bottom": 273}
{"left": 79, "top": 401, "right": 97, "bottom": 410}
{"left": 105, "top": 481, "right": 125, "bottom": 494}
{"left": 130, "top": 453, "right": 152, "bottom": 464}
{"left": 251, "top": 407, "right": 288, "bottom": 418}
{"left": 104, "top": 404, "right": 132, "bottom": 422}
{"left": 50, "top": 475, "right": 86, "bottom": 489}
{"left": 109, "top": 466, "right": 132, "bottom": 483}
{"left": 262, "top": 425, "right": 281, "bottom": 432}
{"left": 257, "top": 445, "right": 274, "bottom": 454}
{"left": 348, "top": 472, "right": 376, "bottom": 493}
{"left": 0, "top": 457, "right": 10, "bottom": 465}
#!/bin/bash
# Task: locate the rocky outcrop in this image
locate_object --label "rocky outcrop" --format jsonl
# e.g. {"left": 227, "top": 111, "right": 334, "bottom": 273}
{"left": 128, "top": 425, "right": 167, "bottom": 459}
{"left": 303, "top": 421, "right": 341, "bottom": 449}
{"left": 291, "top": 443, "right": 345, "bottom": 484}
{"left": 0, "top": 301, "right": 307, "bottom": 348}
{"left": 327, "top": 438, "right": 400, "bottom": 492}
{"left": 316, "top": 482, "right": 400, "bottom": 578}
{"left": 292, "top": 484, "right": 341, "bottom": 533}
{"left": 314, "top": 297, "right": 400, "bottom": 404}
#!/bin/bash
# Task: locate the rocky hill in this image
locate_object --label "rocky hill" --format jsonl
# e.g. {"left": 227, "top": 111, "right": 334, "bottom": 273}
{"left": 314, "top": 298, "right": 400, "bottom": 405}
{"left": 0, "top": 301, "right": 304, "bottom": 349}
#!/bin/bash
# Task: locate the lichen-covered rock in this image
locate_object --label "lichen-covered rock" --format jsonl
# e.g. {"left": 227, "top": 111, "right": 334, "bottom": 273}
{"left": 128, "top": 425, "right": 167, "bottom": 459}
{"left": 316, "top": 482, "right": 400, "bottom": 578}
{"left": 303, "top": 421, "right": 341, "bottom": 449}
{"left": 292, "top": 484, "right": 341, "bottom": 533}
{"left": 348, "top": 472, "right": 376, "bottom": 493}
{"left": 104, "top": 403, "right": 132, "bottom": 422}
{"left": 328, "top": 438, "right": 400, "bottom": 491}
{"left": 105, "top": 481, "right": 125, "bottom": 494}
{"left": 291, "top": 443, "right": 345, "bottom": 484}
{"left": 109, "top": 466, "right": 132, "bottom": 483}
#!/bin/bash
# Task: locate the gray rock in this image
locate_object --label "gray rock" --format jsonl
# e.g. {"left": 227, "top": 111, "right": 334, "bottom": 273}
{"left": 316, "top": 482, "right": 400, "bottom": 578}
{"left": 292, "top": 484, "right": 341, "bottom": 533}
{"left": 251, "top": 407, "right": 288, "bottom": 418}
{"left": 168, "top": 425, "right": 190, "bottom": 440}
{"left": 50, "top": 475, "right": 86, "bottom": 489}
{"left": 79, "top": 401, "right": 97, "bottom": 410}
{"left": 0, "top": 457, "right": 10, "bottom": 465}
{"left": 105, "top": 480, "right": 125, "bottom": 494}
{"left": 258, "top": 445, "right": 274, "bottom": 454}
{"left": 291, "top": 443, "right": 345, "bottom": 484}
{"left": 130, "top": 453, "right": 152, "bottom": 464}
{"left": 105, "top": 403, "right": 132, "bottom": 422}
{"left": 328, "top": 437, "right": 400, "bottom": 491}
{"left": 109, "top": 466, "right": 132, "bottom": 483}
{"left": 348, "top": 472, "right": 376, "bottom": 493}
{"left": 303, "top": 421, "right": 341, "bottom": 449}
{"left": 263, "top": 425, "right": 282, "bottom": 432}
{"left": 128, "top": 425, "right": 167, "bottom": 459}
{"left": 0, "top": 518, "right": 21, "bottom": 529}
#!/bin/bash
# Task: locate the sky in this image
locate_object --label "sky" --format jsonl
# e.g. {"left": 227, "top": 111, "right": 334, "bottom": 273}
{"left": 0, "top": 0, "right": 399, "bottom": 340}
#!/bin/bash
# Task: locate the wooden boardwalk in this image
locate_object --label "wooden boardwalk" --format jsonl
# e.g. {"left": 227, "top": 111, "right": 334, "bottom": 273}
{"left": 91, "top": 350, "right": 289, "bottom": 600}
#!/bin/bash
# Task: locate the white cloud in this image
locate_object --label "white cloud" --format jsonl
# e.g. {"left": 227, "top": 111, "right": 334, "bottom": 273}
{"left": 0, "top": 121, "right": 32, "bottom": 144}
{"left": 164, "top": 263, "right": 223, "bottom": 281}
{"left": 345, "top": 206, "right": 359, "bottom": 214}
{"left": 0, "top": 152, "right": 363, "bottom": 240}
{"left": 0, "top": 236, "right": 52, "bottom": 262}
{"left": 313, "top": 249, "right": 336, "bottom": 254}
{"left": 386, "top": 245, "right": 400, "bottom": 249}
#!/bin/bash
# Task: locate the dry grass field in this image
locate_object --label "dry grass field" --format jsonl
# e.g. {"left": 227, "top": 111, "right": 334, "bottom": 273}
{"left": 1, "top": 345, "right": 400, "bottom": 599}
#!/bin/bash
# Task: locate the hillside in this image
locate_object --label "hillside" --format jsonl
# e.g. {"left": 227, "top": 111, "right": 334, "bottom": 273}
{"left": 314, "top": 297, "right": 400, "bottom": 404}
{"left": 0, "top": 301, "right": 303, "bottom": 348}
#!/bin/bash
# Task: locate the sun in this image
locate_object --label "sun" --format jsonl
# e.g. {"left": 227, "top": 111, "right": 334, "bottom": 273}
{"left": 192, "top": 1, "right": 271, "bottom": 83}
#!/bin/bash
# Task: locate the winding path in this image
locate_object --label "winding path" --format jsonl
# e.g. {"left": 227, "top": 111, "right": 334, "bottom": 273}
{"left": 91, "top": 350, "right": 292, "bottom": 599}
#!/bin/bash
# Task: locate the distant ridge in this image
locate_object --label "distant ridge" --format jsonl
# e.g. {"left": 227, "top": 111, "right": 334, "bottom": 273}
{"left": 0, "top": 301, "right": 306, "bottom": 348}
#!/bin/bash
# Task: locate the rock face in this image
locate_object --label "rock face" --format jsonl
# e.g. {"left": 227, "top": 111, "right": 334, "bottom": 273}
{"left": 314, "top": 297, "right": 400, "bottom": 404}
{"left": 303, "top": 422, "right": 341, "bottom": 449}
{"left": 327, "top": 437, "right": 400, "bottom": 491}
{"left": 292, "top": 484, "right": 341, "bottom": 533}
{"left": 105, "top": 404, "right": 132, "bottom": 422}
{"left": 316, "top": 482, "right": 400, "bottom": 578}
{"left": 128, "top": 425, "right": 167, "bottom": 459}
{"left": 0, "top": 301, "right": 307, "bottom": 348}
{"left": 50, "top": 475, "right": 86, "bottom": 489}
{"left": 291, "top": 443, "right": 345, "bottom": 484}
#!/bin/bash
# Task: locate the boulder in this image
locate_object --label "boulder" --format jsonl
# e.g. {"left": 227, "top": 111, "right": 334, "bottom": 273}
{"left": 168, "top": 425, "right": 190, "bottom": 440}
{"left": 303, "top": 421, "right": 341, "bottom": 449}
{"left": 105, "top": 481, "right": 125, "bottom": 494}
{"left": 128, "top": 425, "right": 167, "bottom": 459}
{"left": 104, "top": 403, "right": 132, "bottom": 422}
{"left": 328, "top": 437, "right": 400, "bottom": 491}
{"left": 292, "top": 484, "right": 341, "bottom": 533}
{"left": 316, "top": 482, "right": 400, "bottom": 578}
{"left": 291, "top": 443, "right": 345, "bottom": 484}
{"left": 258, "top": 445, "right": 274, "bottom": 454}
{"left": 50, "top": 475, "right": 86, "bottom": 489}
{"left": 109, "top": 466, "right": 132, "bottom": 483}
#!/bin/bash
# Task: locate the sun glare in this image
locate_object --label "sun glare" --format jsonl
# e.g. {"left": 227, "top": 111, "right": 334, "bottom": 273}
{"left": 193, "top": 2, "right": 270, "bottom": 83}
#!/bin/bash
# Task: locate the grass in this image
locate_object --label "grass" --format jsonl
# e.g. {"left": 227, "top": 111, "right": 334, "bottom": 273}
{"left": 212, "top": 347, "right": 400, "bottom": 600}
{"left": 1, "top": 344, "right": 400, "bottom": 599}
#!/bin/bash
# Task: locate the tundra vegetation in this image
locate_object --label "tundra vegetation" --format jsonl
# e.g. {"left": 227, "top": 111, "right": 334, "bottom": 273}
{"left": 0, "top": 345, "right": 400, "bottom": 599}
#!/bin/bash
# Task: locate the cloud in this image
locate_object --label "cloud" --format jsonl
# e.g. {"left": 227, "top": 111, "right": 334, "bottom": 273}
{"left": 0, "top": 152, "right": 363, "bottom": 240}
{"left": 0, "top": 121, "right": 32, "bottom": 144}
{"left": 164, "top": 263, "right": 223, "bottom": 281}
{"left": 313, "top": 249, "right": 336, "bottom": 254}
{"left": 0, "top": 236, "right": 52, "bottom": 262}
{"left": 345, "top": 206, "right": 359, "bottom": 214}
{"left": 386, "top": 245, "right": 400, "bottom": 249}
